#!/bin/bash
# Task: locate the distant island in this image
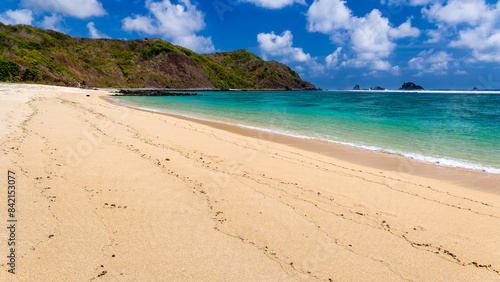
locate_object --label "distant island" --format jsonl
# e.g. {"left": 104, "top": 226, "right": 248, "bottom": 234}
{"left": 0, "top": 24, "right": 315, "bottom": 90}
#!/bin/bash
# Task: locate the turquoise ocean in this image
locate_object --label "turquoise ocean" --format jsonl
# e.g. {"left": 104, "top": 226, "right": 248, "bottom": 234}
{"left": 112, "top": 90, "right": 500, "bottom": 174}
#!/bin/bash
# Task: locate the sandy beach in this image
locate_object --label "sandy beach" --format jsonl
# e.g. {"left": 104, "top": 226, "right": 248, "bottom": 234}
{"left": 1, "top": 83, "right": 499, "bottom": 281}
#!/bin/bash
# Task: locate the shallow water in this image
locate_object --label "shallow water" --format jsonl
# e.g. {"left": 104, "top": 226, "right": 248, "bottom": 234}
{"left": 113, "top": 90, "right": 500, "bottom": 174}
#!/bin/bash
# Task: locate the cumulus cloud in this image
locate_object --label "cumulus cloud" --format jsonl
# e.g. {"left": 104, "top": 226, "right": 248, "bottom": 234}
{"left": 409, "top": 49, "right": 453, "bottom": 76}
{"left": 423, "top": 0, "right": 489, "bottom": 25}
{"left": 21, "top": 0, "right": 106, "bottom": 19}
{"left": 122, "top": 0, "right": 214, "bottom": 53}
{"left": 389, "top": 19, "right": 421, "bottom": 38}
{"left": 349, "top": 11, "right": 398, "bottom": 61}
{"left": 40, "top": 14, "right": 64, "bottom": 31}
{"left": 87, "top": 22, "right": 109, "bottom": 39}
{"left": 307, "top": 59, "right": 326, "bottom": 76}
{"left": 239, "top": 0, "right": 306, "bottom": 9}
{"left": 306, "top": 0, "right": 420, "bottom": 71}
{"left": 425, "top": 28, "right": 445, "bottom": 43}
{"left": 122, "top": 15, "right": 155, "bottom": 34}
{"left": 379, "top": 0, "right": 500, "bottom": 64}
{"left": 257, "top": 30, "right": 311, "bottom": 62}
{"left": 325, "top": 47, "right": 342, "bottom": 69}
{"left": 307, "top": 0, "right": 352, "bottom": 33}
{"left": 410, "top": 0, "right": 500, "bottom": 63}
{"left": 422, "top": 0, "right": 500, "bottom": 63}
{"left": 0, "top": 9, "right": 33, "bottom": 25}
{"left": 391, "top": 65, "right": 401, "bottom": 75}
{"left": 451, "top": 24, "right": 500, "bottom": 62}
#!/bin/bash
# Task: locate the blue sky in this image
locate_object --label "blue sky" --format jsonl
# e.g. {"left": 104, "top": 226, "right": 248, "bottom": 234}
{"left": 1, "top": 0, "right": 500, "bottom": 89}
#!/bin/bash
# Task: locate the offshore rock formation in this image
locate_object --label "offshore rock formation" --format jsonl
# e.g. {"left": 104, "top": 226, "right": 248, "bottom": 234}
{"left": 400, "top": 82, "right": 424, "bottom": 90}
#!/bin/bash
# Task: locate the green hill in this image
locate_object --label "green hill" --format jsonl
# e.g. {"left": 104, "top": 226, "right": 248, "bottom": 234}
{"left": 0, "top": 24, "right": 316, "bottom": 90}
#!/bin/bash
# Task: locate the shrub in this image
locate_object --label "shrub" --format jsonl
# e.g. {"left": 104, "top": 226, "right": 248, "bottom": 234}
{"left": 9, "top": 26, "right": 19, "bottom": 33}
{"left": 180, "top": 48, "right": 195, "bottom": 57}
{"left": 48, "top": 30, "right": 70, "bottom": 40}
{"left": 141, "top": 43, "right": 178, "bottom": 57}
{"left": 111, "top": 48, "right": 134, "bottom": 61}
{"left": 18, "top": 49, "right": 55, "bottom": 70}
{"left": 0, "top": 60, "right": 20, "bottom": 81}
{"left": 27, "top": 40, "right": 42, "bottom": 50}
{"left": 41, "top": 36, "right": 56, "bottom": 47}
{"left": 22, "top": 67, "right": 40, "bottom": 81}
{"left": 121, "top": 68, "right": 134, "bottom": 76}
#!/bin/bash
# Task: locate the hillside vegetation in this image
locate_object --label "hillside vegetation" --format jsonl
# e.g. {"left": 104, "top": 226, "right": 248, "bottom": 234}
{"left": 0, "top": 24, "right": 316, "bottom": 90}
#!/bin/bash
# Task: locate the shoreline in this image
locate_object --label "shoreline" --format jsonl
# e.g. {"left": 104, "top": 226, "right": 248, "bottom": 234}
{"left": 105, "top": 95, "right": 500, "bottom": 194}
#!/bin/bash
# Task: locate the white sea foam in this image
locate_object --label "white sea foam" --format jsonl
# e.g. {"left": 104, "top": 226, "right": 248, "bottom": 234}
{"left": 235, "top": 124, "right": 500, "bottom": 174}
{"left": 237, "top": 125, "right": 500, "bottom": 174}
{"left": 320, "top": 139, "right": 500, "bottom": 174}
{"left": 235, "top": 124, "right": 314, "bottom": 139}
{"left": 110, "top": 97, "right": 500, "bottom": 175}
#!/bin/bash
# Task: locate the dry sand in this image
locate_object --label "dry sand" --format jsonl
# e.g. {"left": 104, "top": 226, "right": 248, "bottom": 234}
{"left": 0, "top": 83, "right": 499, "bottom": 281}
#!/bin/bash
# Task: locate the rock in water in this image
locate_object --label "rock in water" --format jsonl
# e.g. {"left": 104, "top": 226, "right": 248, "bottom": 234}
{"left": 399, "top": 82, "right": 424, "bottom": 90}
{"left": 353, "top": 84, "right": 360, "bottom": 90}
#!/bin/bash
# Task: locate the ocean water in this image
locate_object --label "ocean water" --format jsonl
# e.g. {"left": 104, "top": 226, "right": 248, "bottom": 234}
{"left": 112, "top": 90, "right": 500, "bottom": 174}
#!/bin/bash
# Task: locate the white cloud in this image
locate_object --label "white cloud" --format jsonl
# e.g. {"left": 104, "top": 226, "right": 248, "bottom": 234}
{"left": 295, "top": 65, "right": 304, "bottom": 72}
{"left": 87, "top": 22, "right": 109, "bottom": 39}
{"left": 306, "top": 0, "right": 420, "bottom": 71}
{"left": 391, "top": 65, "right": 401, "bottom": 75}
{"left": 21, "top": 0, "right": 106, "bottom": 19}
{"left": 40, "top": 14, "right": 64, "bottom": 31}
{"left": 421, "top": 0, "right": 500, "bottom": 63}
{"left": 389, "top": 19, "right": 421, "bottom": 38}
{"left": 409, "top": 49, "right": 452, "bottom": 75}
{"left": 122, "top": 15, "right": 154, "bottom": 34}
{"left": 371, "top": 59, "right": 392, "bottom": 70}
{"left": 239, "top": 0, "right": 306, "bottom": 9}
{"left": 257, "top": 30, "right": 311, "bottom": 62}
{"left": 422, "top": 0, "right": 489, "bottom": 26}
{"left": 361, "top": 65, "right": 401, "bottom": 77}
{"left": 307, "top": 59, "right": 326, "bottom": 76}
{"left": 361, "top": 70, "right": 378, "bottom": 77}
{"left": 350, "top": 10, "right": 396, "bottom": 61}
{"left": 451, "top": 23, "right": 500, "bottom": 62}
{"left": 0, "top": 9, "right": 33, "bottom": 25}
{"left": 122, "top": 0, "right": 215, "bottom": 53}
{"left": 425, "top": 28, "right": 444, "bottom": 43}
{"left": 307, "top": 0, "right": 352, "bottom": 33}
{"left": 349, "top": 10, "right": 419, "bottom": 69}
{"left": 173, "top": 34, "right": 215, "bottom": 54}
{"left": 325, "top": 47, "right": 342, "bottom": 68}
